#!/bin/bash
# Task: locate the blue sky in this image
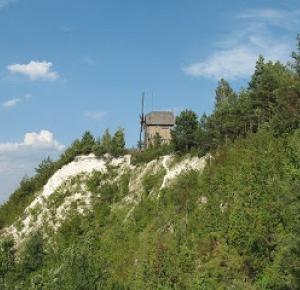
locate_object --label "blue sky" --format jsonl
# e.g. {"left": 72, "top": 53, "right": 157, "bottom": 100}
{"left": 0, "top": 0, "right": 299, "bottom": 202}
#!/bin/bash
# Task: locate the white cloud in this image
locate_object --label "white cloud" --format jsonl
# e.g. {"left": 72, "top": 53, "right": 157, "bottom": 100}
{"left": 0, "top": 0, "right": 16, "bottom": 9}
{"left": 84, "top": 110, "right": 107, "bottom": 121}
{"left": 7, "top": 61, "right": 59, "bottom": 81}
{"left": 0, "top": 130, "right": 65, "bottom": 153}
{"left": 0, "top": 130, "right": 64, "bottom": 203}
{"left": 183, "top": 8, "right": 297, "bottom": 80}
{"left": 2, "top": 98, "right": 21, "bottom": 108}
{"left": 23, "top": 130, "right": 65, "bottom": 150}
{"left": 184, "top": 40, "right": 289, "bottom": 80}
{"left": 184, "top": 47, "right": 257, "bottom": 80}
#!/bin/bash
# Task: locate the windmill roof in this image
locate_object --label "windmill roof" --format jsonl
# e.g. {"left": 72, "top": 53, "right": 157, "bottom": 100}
{"left": 145, "top": 111, "right": 175, "bottom": 125}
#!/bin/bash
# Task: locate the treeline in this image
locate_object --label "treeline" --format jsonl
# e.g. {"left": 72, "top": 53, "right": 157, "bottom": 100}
{"left": 171, "top": 39, "right": 300, "bottom": 154}
{"left": 138, "top": 35, "right": 300, "bottom": 161}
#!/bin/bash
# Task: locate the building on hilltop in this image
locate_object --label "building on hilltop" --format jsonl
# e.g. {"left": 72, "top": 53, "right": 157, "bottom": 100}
{"left": 142, "top": 111, "right": 175, "bottom": 148}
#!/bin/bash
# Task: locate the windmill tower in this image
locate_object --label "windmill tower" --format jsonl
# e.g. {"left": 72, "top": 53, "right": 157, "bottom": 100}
{"left": 139, "top": 92, "right": 175, "bottom": 149}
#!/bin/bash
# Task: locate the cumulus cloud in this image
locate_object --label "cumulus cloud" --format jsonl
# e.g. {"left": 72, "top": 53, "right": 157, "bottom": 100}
{"left": 0, "top": 130, "right": 65, "bottom": 153}
{"left": 7, "top": 61, "right": 59, "bottom": 81}
{"left": 84, "top": 110, "right": 107, "bottom": 121}
{"left": 183, "top": 8, "right": 298, "bottom": 80}
{"left": 0, "top": 130, "right": 64, "bottom": 203}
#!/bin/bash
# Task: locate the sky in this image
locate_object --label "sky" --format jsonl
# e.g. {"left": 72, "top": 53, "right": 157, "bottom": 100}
{"left": 0, "top": 0, "right": 299, "bottom": 203}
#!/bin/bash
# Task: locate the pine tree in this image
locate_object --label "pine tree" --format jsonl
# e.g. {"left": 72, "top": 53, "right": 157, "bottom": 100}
{"left": 171, "top": 110, "right": 199, "bottom": 151}
{"left": 111, "top": 128, "right": 125, "bottom": 156}
{"left": 101, "top": 129, "right": 112, "bottom": 154}
{"left": 249, "top": 55, "right": 265, "bottom": 90}
{"left": 210, "top": 80, "right": 238, "bottom": 144}
{"left": 291, "top": 34, "right": 300, "bottom": 76}
{"left": 215, "top": 79, "right": 237, "bottom": 111}
{"left": 81, "top": 131, "right": 96, "bottom": 154}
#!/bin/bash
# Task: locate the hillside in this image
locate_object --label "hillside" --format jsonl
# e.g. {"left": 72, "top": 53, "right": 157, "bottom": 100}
{"left": 1, "top": 36, "right": 300, "bottom": 290}
{"left": 0, "top": 129, "right": 299, "bottom": 289}
{"left": 3, "top": 153, "right": 208, "bottom": 245}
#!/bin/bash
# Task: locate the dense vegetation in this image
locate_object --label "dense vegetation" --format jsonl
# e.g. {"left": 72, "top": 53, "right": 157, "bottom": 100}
{"left": 0, "top": 35, "right": 300, "bottom": 289}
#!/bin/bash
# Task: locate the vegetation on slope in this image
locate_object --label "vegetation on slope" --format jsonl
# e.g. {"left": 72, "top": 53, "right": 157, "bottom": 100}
{"left": 1, "top": 129, "right": 299, "bottom": 289}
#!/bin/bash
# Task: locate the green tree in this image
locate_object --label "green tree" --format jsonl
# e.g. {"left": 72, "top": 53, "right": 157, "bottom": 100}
{"left": 249, "top": 55, "right": 265, "bottom": 90}
{"left": 18, "top": 232, "right": 44, "bottom": 276}
{"left": 171, "top": 110, "right": 199, "bottom": 151}
{"left": 34, "top": 157, "right": 55, "bottom": 188}
{"left": 0, "top": 238, "right": 15, "bottom": 281}
{"left": 291, "top": 34, "right": 300, "bottom": 76}
{"left": 111, "top": 128, "right": 126, "bottom": 156}
{"left": 93, "top": 138, "right": 105, "bottom": 158}
{"left": 207, "top": 79, "right": 238, "bottom": 145}
{"left": 80, "top": 131, "right": 96, "bottom": 155}
{"left": 101, "top": 129, "right": 112, "bottom": 154}
{"left": 215, "top": 78, "right": 237, "bottom": 110}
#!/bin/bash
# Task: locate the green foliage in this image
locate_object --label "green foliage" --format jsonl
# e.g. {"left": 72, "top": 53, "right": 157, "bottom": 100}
{"left": 291, "top": 34, "right": 300, "bottom": 76}
{"left": 80, "top": 131, "right": 96, "bottom": 155}
{"left": 215, "top": 78, "right": 237, "bottom": 111}
{"left": 131, "top": 143, "right": 172, "bottom": 165}
{"left": 1, "top": 129, "right": 300, "bottom": 289}
{"left": 171, "top": 109, "right": 199, "bottom": 152}
{"left": 0, "top": 237, "right": 15, "bottom": 281}
{"left": 142, "top": 168, "right": 166, "bottom": 195}
{"left": 111, "top": 128, "right": 126, "bottom": 157}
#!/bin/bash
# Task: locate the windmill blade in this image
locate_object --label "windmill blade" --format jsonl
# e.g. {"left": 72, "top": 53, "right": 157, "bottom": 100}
{"left": 139, "top": 93, "right": 145, "bottom": 150}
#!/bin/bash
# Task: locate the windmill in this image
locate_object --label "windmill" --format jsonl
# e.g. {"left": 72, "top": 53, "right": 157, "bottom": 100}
{"left": 139, "top": 92, "right": 145, "bottom": 150}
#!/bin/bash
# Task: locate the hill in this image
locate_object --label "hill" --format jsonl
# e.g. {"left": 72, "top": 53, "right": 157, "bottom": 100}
{"left": 0, "top": 34, "right": 300, "bottom": 290}
{"left": 0, "top": 129, "right": 299, "bottom": 289}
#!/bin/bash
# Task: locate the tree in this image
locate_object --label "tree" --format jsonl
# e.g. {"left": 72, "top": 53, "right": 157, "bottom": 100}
{"left": 101, "top": 129, "right": 112, "bottom": 154}
{"left": 171, "top": 110, "right": 199, "bottom": 152}
{"left": 291, "top": 34, "right": 300, "bottom": 76}
{"left": 0, "top": 238, "right": 15, "bottom": 280}
{"left": 80, "top": 131, "right": 96, "bottom": 155}
{"left": 93, "top": 138, "right": 105, "bottom": 158}
{"left": 111, "top": 128, "right": 126, "bottom": 156}
{"left": 195, "top": 113, "right": 212, "bottom": 155}
{"left": 215, "top": 79, "right": 237, "bottom": 111}
{"left": 208, "top": 80, "right": 238, "bottom": 145}
{"left": 35, "top": 157, "right": 55, "bottom": 188}
{"left": 249, "top": 55, "right": 265, "bottom": 90}
{"left": 18, "top": 232, "right": 44, "bottom": 276}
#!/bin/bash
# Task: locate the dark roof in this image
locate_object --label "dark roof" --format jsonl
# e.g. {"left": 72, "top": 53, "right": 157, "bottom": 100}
{"left": 145, "top": 111, "right": 175, "bottom": 125}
